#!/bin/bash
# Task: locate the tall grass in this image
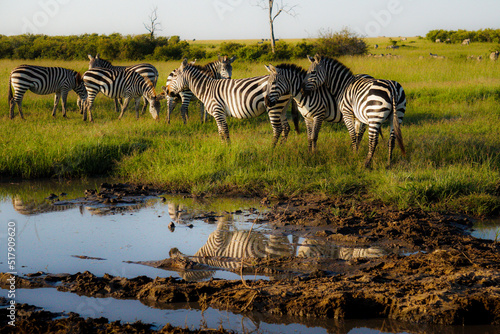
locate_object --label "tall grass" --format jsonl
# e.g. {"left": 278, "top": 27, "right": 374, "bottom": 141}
{"left": 0, "top": 38, "right": 499, "bottom": 216}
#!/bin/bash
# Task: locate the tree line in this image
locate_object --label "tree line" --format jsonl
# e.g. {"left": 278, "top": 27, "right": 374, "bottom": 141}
{"left": 0, "top": 29, "right": 367, "bottom": 62}
{"left": 426, "top": 28, "right": 500, "bottom": 43}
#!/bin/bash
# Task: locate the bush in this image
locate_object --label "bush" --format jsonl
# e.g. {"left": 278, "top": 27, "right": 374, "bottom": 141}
{"left": 314, "top": 27, "right": 368, "bottom": 57}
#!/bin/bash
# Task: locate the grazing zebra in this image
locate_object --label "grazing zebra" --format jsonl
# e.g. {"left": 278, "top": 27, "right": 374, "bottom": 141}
{"left": 265, "top": 63, "right": 373, "bottom": 152}
{"left": 88, "top": 54, "right": 159, "bottom": 114}
{"left": 302, "top": 54, "right": 406, "bottom": 168}
{"left": 82, "top": 68, "right": 163, "bottom": 122}
{"left": 163, "top": 55, "right": 236, "bottom": 124}
{"left": 166, "top": 59, "right": 293, "bottom": 145}
{"left": 8, "top": 65, "right": 87, "bottom": 119}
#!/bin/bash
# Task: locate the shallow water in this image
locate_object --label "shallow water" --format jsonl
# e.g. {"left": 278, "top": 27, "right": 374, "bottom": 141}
{"left": 1, "top": 179, "right": 499, "bottom": 333}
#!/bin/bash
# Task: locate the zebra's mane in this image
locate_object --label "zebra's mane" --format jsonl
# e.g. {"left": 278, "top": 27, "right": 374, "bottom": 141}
{"left": 96, "top": 57, "right": 113, "bottom": 66}
{"left": 318, "top": 56, "right": 354, "bottom": 77}
{"left": 275, "top": 63, "right": 307, "bottom": 78}
{"left": 75, "top": 72, "right": 83, "bottom": 85}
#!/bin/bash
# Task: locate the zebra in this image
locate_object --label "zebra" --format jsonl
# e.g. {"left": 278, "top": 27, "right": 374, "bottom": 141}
{"left": 162, "top": 55, "right": 236, "bottom": 124}
{"left": 297, "top": 238, "right": 388, "bottom": 260}
{"left": 8, "top": 65, "right": 87, "bottom": 119}
{"left": 82, "top": 67, "right": 163, "bottom": 122}
{"left": 302, "top": 54, "right": 406, "bottom": 168}
{"left": 264, "top": 63, "right": 372, "bottom": 152}
{"left": 88, "top": 54, "right": 159, "bottom": 114}
{"left": 166, "top": 59, "right": 294, "bottom": 145}
{"left": 169, "top": 222, "right": 295, "bottom": 281}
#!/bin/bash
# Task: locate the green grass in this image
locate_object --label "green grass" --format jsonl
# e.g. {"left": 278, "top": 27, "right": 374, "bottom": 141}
{"left": 1, "top": 37, "right": 499, "bottom": 217}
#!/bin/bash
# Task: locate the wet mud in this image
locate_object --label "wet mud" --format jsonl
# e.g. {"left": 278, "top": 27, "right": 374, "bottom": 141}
{"left": 1, "top": 184, "right": 500, "bottom": 333}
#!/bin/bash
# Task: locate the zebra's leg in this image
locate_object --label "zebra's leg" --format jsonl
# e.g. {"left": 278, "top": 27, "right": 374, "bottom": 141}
{"left": 134, "top": 98, "right": 141, "bottom": 119}
{"left": 213, "top": 111, "right": 230, "bottom": 144}
{"left": 60, "top": 91, "right": 69, "bottom": 117}
{"left": 167, "top": 96, "right": 177, "bottom": 124}
{"left": 280, "top": 111, "right": 290, "bottom": 144}
{"left": 342, "top": 112, "right": 358, "bottom": 153}
{"left": 114, "top": 98, "right": 121, "bottom": 113}
{"left": 365, "top": 125, "right": 381, "bottom": 168}
{"left": 85, "top": 99, "right": 94, "bottom": 122}
{"left": 118, "top": 98, "right": 131, "bottom": 120}
{"left": 9, "top": 96, "right": 21, "bottom": 119}
{"left": 52, "top": 93, "right": 61, "bottom": 117}
{"left": 311, "top": 114, "right": 325, "bottom": 153}
{"left": 268, "top": 109, "right": 284, "bottom": 147}
{"left": 141, "top": 96, "right": 149, "bottom": 115}
{"left": 355, "top": 121, "right": 367, "bottom": 152}
{"left": 304, "top": 117, "right": 314, "bottom": 152}
{"left": 199, "top": 102, "right": 205, "bottom": 123}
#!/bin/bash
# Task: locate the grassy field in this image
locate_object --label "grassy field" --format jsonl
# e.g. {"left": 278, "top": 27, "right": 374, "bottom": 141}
{"left": 0, "top": 38, "right": 499, "bottom": 216}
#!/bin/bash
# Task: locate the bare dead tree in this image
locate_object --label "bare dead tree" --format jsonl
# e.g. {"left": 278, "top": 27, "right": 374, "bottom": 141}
{"left": 144, "top": 6, "right": 162, "bottom": 41}
{"left": 255, "top": 0, "right": 297, "bottom": 53}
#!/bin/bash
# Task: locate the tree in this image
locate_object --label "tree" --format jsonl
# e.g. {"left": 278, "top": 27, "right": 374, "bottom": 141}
{"left": 144, "top": 6, "right": 162, "bottom": 41}
{"left": 255, "top": 0, "right": 297, "bottom": 53}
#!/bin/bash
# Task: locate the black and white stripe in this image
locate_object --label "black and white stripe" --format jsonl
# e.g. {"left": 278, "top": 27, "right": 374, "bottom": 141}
{"left": 8, "top": 65, "right": 87, "bottom": 119}
{"left": 264, "top": 63, "right": 345, "bottom": 152}
{"left": 163, "top": 55, "right": 236, "bottom": 124}
{"left": 88, "top": 54, "right": 159, "bottom": 113}
{"left": 166, "top": 59, "right": 292, "bottom": 145}
{"left": 82, "top": 68, "right": 163, "bottom": 122}
{"left": 302, "top": 55, "right": 406, "bottom": 167}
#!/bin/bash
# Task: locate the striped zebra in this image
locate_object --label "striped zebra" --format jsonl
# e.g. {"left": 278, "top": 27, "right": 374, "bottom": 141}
{"left": 88, "top": 54, "right": 159, "bottom": 114}
{"left": 166, "top": 59, "right": 293, "bottom": 145}
{"left": 82, "top": 68, "right": 163, "bottom": 122}
{"left": 169, "top": 222, "right": 295, "bottom": 281}
{"left": 302, "top": 54, "right": 406, "bottom": 168}
{"left": 8, "top": 65, "right": 87, "bottom": 119}
{"left": 297, "top": 238, "right": 388, "bottom": 260}
{"left": 163, "top": 55, "right": 236, "bottom": 124}
{"left": 265, "top": 64, "right": 373, "bottom": 152}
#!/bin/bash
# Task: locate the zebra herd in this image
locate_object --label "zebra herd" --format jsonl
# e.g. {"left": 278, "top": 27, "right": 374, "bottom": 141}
{"left": 8, "top": 53, "right": 406, "bottom": 167}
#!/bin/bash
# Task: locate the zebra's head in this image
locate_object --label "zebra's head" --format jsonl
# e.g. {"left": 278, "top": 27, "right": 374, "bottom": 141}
{"left": 88, "top": 54, "right": 112, "bottom": 69}
{"left": 302, "top": 54, "right": 326, "bottom": 96}
{"left": 264, "top": 64, "right": 287, "bottom": 108}
{"left": 166, "top": 59, "right": 191, "bottom": 97}
{"left": 144, "top": 78, "right": 165, "bottom": 121}
{"left": 215, "top": 55, "right": 237, "bottom": 79}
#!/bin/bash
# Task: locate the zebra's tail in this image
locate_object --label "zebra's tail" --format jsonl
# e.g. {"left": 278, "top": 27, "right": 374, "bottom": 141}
{"left": 291, "top": 99, "right": 300, "bottom": 134}
{"left": 391, "top": 88, "right": 406, "bottom": 156}
{"left": 8, "top": 75, "right": 13, "bottom": 106}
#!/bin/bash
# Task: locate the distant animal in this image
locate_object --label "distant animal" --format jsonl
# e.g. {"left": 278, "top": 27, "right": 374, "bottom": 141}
{"left": 462, "top": 39, "right": 470, "bottom": 45}
{"left": 166, "top": 59, "right": 294, "bottom": 145}
{"left": 302, "top": 55, "right": 406, "bottom": 168}
{"left": 374, "top": 44, "right": 378, "bottom": 49}
{"left": 490, "top": 51, "right": 499, "bottom": 61}
{"left": 8, "top": 65, "right": 87, "bottom": 119}
{"left": 82, "top": 68, "right": 163, "bottom": 122}
{"left": 162, "top": 55, "right": 236, "bottom": 124}
{"left": 435, "top": 39, "right": 441, "bottom": 43}
{"left": 88, "top": 54, "right": 159, "bottom": 114}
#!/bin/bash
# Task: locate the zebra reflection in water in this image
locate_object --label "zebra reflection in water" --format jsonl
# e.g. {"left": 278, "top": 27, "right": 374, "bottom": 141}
{"left": 169, "top": 220, "right": 388, "bottom": 281}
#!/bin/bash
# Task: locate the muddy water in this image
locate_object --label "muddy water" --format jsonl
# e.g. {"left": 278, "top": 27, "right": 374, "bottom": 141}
{"left": 1, "top": 179, "right": 499, "bottom": 334}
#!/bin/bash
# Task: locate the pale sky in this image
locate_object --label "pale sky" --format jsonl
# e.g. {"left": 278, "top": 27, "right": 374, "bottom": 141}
{"left": 0, "top": 0, "right": 498, "bottom": 40}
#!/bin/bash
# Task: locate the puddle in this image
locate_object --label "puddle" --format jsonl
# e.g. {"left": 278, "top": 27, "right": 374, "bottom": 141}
{"left": 1, "top": 179, "right": 499, "bottom": 334}
{"left": 1, "top": 288, "right": 494, "bottom": 334}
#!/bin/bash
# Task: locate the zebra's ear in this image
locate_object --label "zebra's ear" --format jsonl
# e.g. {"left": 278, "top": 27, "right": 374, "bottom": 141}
{"left": 307, "top": 55, "right": 315, "bottom": 63}
{"left": 181, "top": 58, "right": 188, "bottom": 69}
{"left": 189, "top": 59, "right": 196, "bottom": 65}
{"left": 88, "top": 54, "right": 94, "bottom": 60}
{"left": 96, "top": 53, "right": 100, "bottom": 59}
{"left": 229, "top": 55, "right": 237, "bottom": 63}
{"left": 314, "top": 54, "right": 321, "bottom": 62}
{"left": 265, "top": 64, "right": 277, "bottom": 74}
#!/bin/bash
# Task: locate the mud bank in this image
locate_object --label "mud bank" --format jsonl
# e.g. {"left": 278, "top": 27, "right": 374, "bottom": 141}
{"left": 1, "top": 184, "right": 500, "bottom": 332}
